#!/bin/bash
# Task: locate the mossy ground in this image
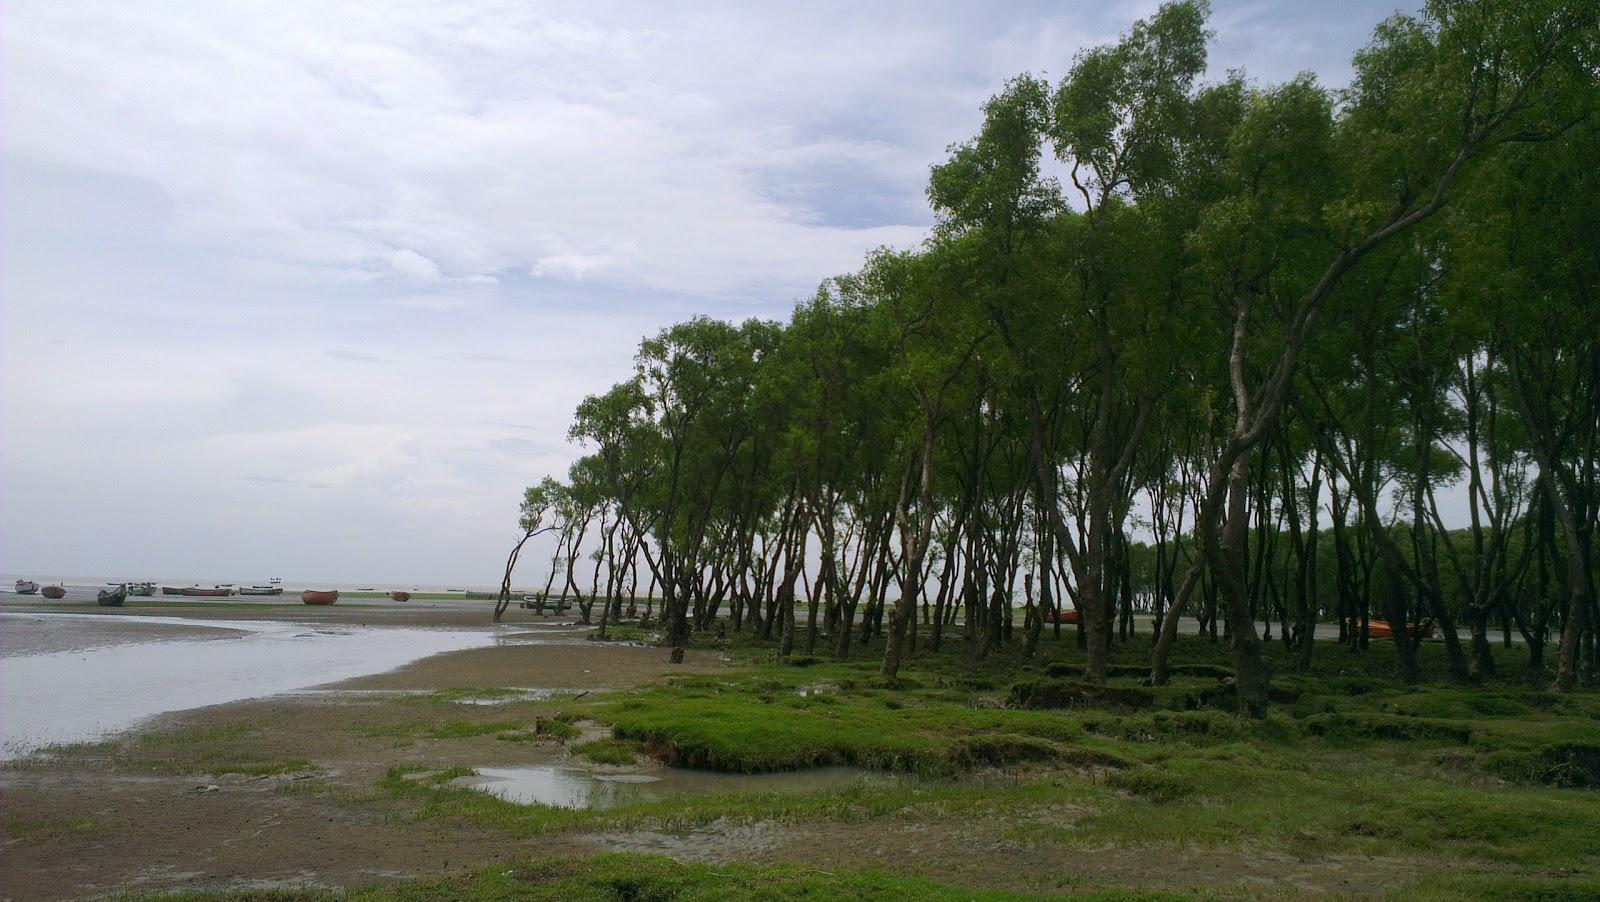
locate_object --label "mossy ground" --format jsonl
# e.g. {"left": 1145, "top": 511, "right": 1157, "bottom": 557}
{"left": 40, "top": 625, "right": 1600, "bottom": 899}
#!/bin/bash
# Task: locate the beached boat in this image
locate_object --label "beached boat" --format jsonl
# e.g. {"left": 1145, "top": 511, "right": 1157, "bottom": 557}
{"left": 301, "top": 589, "right": 338, "bottom": 605}
{"left": 239, "top": 586, "right": 284, "bottom": 596}
{"left": 41, "top": 585, "right": 66, "bottom": 599}
{"left": 389, "top": 591, "right": 411, "bottom": 602}
{"left": 181, "top": 586, "right": 232, "bottom": 597}
{"left": 1354, "top": 619, "right": 1436, "bottom": 640}
{"left": 1045, "top": 607, "right": 1081, "bottom": 624}
{"left": 127, "top": 583, "right": 157, "bottom": 596}
{"left": 97, "top": 585, "right": 128, "bottom": 607}
{"left": 15, "top": 579, "right": 38, "bottom": 595}
{"left": 161, "top": 586, "right": 186, "bottom": 595}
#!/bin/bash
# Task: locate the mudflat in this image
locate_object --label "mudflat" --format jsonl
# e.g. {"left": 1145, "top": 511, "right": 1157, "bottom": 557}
{"left": 0, "top": 600, "right": 720, "bottom": 900}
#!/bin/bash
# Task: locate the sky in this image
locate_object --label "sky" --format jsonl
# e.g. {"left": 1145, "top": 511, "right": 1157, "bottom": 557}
{"left": 1, "top": 0, "right": 1423, "bottom": 586}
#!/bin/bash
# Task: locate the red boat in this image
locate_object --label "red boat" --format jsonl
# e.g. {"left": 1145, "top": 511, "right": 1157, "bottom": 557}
{"left": 389, "top": 591, "right": 411, "bottom": 602}
{"left": 301, "top": 590, "right": 338, "bottom": 605}
{"left": 1354, "top": 619, "right": 1436, "bottom": 640}
{"left": 41, "top": 585, "right": 66, "bottom": 599}
{"left": 1044, "top": 607, "right": 1080, "bottom": 624}
{"left": 181, "top": 587, "right": 232, "bottom": 597}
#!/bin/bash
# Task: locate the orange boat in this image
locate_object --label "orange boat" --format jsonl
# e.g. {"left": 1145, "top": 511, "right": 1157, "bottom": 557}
{"left": 1355, "top": 619, "right": 1435, "bottom": 640}
{"left": 41, "top": 585, "right": 66, "bottom": 600}
{"left": 301, "top": 589, "right": 338, "bottom": 605}
{"left": 1044, "top": 607, "right": 1080, "bottom": 624}
{"left": 389, "top": 591, "right": 411, "bottom": 602}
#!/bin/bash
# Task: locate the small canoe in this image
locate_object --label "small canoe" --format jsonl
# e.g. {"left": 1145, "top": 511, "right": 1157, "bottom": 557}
{"left": 127, "top": 583, "right": 157, "bottom": 597}
{"left": 301, "top": 589, "right": 338, "bottom": 605}
{"left": 181, "top": 587, "right": 232, "bottom": 597}
{"left": 97, "top": 585, "right": 128, "bottom": 607}
{"left": 1045, "top": 607, "right": 1080, "bottom": 624}
{"left": 239, "top": 586, "right": 284, "bottom": 596}
{"left": 15, "top": 579, "right": 39, "bottom": 595}
{"left": 41, "top": 585, "right": 66, "bottom": 599}
{"left": 389, "top": 591, "right": 411, "bottom": 602}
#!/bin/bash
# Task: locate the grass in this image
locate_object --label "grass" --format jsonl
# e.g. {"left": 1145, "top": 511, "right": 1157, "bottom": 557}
{"left": 571, "top": 738, "right": 639, "bottom": 765}
{"left": 3, "top": 815, "right": 101, "bottom": 846}
{"left": 143, "top": 852, "right": 1058, "bottom": 900}
{"left": 59, "top": 619, "right": 1600, "bottom": 899}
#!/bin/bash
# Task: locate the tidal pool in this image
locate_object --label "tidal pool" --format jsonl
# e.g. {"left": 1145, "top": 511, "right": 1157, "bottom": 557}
{"left": 468, "top": 764, "right": 891, "bottom": 809}
{"left": 0, "top": 613, "right": 496, "bottom": 758}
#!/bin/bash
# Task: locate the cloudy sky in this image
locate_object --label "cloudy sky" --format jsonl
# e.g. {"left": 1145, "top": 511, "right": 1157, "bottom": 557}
{"left": 2, "top": 1, "right": 1418, "bottom": 586}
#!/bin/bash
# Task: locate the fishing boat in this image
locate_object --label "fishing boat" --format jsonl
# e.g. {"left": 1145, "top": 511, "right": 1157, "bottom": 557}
{"left": 14, "top": 579, "right": 38, "bottom": 595}
{"left": 301, "top": 589, "right": 338, "bottom": 605}
{"left": 127, "top": 582, "right": 157, "bottom": 596}
{"left": 161, "top": 586, "right": 186, "bottom": 595}
{"left": 1045, "top": 607, "right": 1081, "bottom": 624}
{"left": 181, "top": 586, "right": 232, "bottom": 597}
{"left": 97, "top": 585, "right": 128, "bottom": 607}
{"left": 389, "top": 591, "right": 411, "bottom": 602}
{"left": 41, "top": 585, "right": 66, "bottom": 599}
{"left": 239, "top": 586, "right": 284, "bottom": 596}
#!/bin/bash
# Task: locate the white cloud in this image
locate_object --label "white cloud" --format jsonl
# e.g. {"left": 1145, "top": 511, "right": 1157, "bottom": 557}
{"left": 0, "top": 0, "right": 1415, "bottom": 583}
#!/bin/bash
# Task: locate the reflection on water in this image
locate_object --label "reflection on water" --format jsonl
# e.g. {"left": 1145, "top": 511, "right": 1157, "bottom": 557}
{"left": 0, "top": 613, "right": 495, "bottom": 758}
{"left": 468, "top": 765, "right": 889, "bottom": 809}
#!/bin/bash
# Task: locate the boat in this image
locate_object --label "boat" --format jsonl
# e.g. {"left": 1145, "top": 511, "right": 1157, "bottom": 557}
{"left": 127, "top": 582, "right": 157, "bottom": 597}
{"left": 389, "top": 591, "right": 411, "bottom": 602}
{"left": 97, "top": 584, "right": 128, "bottom": 607}
{"left": 301, "top": 589, "right": 338, "bottom": 605}
{"left": 14, "top": 579, "right": 38, "bottom": 595}
{"left": 41, "top": 585, "right": 66, "bottom": 599}
{"left": 1354, "top": 619, "right": 1436, "bottom": 640}
{"left": 1044, "top": 607, "right": 1081, "bottom": 624}
{"left": 161, "top": 586, "right": 186, "bottom": 595}
{"left": 181, "top": 586, "right": 232, "bottom": 597}
{"left": 239, "top": 586, "right": 284, "bottom": 596}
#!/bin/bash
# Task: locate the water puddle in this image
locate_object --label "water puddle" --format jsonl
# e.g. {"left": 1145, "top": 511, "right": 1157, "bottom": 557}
{"left": 465, "top": 764, "right": 889, "bottom": 809}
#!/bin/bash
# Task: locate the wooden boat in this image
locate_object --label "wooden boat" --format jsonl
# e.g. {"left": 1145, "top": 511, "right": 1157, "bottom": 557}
{"left": 41, "top": 585, "right": 66, "bottom": 599}
{"left": 15, "top": 579, "right": 39, "bottom": 595}
{"left": 239, "top": 586, "right": 284, "bottom": 596}
{"left": 161, "top": 586, "right": 186, "bottom": 595}
{"left": 301, "top": 589, "right": 338, "bottom": 605}
{"left": 1044, "top": 607, "right": 1081, "bottom": 624}
{"left": 389, "top": 591, "right": 411, "bottom": 602}
{"left": 127, "top": 583, "right": 157, "bottom": 596}
{"left": 180, "top": 586, "right": 233, "bottom": 597}
{"left": 97, "top": 585, "right": 128, "bottom": 607}
{"left": 1354, "top": 619, "right": 1436, "bottom": 640}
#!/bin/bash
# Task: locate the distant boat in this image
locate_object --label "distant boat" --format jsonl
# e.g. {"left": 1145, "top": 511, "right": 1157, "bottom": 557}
{"left": 127, "top": 583, "right": 157, "bottom": 596}
{"left": 389, "top": 591, "right": 411, "bottom": 602}
{"left": 239, "top": 586, "right": 284, "bottom": 596}
{"left": 181, "top": 586, "right": 232, "bottom": 597}
{"left": 1045, "top": 607, "right": 1080, "bottom": 625}
{"left": 15, "top": 579, "right": 39, "bottom": 595}
{"left": 161, "top": 586, "right": 186, "bottom": 595}
{"left": 97, "top": 585, "right": 128, "bottom": 607}
{"left": 301, "top": 589, "right": 338, "bottom": 605}
{"left": 41, "top": 585, "right": 66, "bottom": 599}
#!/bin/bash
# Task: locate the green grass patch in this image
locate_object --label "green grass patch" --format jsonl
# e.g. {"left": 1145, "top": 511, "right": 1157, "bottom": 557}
{"left": 572, "top": 738, "right": 639, "bottom": 765}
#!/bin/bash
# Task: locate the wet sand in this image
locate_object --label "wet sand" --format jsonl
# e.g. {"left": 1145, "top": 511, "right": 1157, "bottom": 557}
{"left": 0, "top": 613, "right": 248, "bottom": 656}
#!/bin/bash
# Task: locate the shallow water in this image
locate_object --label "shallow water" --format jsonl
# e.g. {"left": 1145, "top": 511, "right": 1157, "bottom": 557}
{"left": 467, "top": 764, "right": 890, "bottom": 809}
{"left": 0, "top": 613, "right": 498, "bottom": 758}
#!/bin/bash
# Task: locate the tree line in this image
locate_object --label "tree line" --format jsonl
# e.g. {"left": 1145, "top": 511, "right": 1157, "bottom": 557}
{"left": 500, "top": 0, "right": 1600, "bottom": 715}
